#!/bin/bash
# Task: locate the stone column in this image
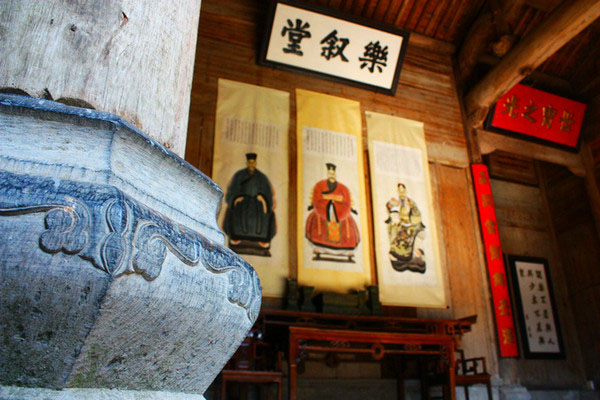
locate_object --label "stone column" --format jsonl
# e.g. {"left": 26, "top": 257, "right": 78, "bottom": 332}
{"left": 0, "top": 2, "right": 261, "bottom": 399}
{"left": 0, "top": 0, "right": 200, "bottom": 156}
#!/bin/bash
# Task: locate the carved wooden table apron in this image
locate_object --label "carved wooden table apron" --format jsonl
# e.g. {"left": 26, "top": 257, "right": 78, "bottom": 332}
{"left": 288, "top": 326, "right": 457, "bottom": 400}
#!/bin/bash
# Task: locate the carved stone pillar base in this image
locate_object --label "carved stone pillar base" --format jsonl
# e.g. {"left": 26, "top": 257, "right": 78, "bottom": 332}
{"left": 0, "top": 94, "right": 261, "bottom": 395}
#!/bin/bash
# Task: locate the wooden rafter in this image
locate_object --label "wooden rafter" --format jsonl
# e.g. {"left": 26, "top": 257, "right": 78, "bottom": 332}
{"left": 478, "top": 54, "right": 574, "bottom": 96}
{"left": 456, "top": 0, "right": 526, "bottom": 82}
{"left": 465, "top": 0, "right": 600, "bottom": 129}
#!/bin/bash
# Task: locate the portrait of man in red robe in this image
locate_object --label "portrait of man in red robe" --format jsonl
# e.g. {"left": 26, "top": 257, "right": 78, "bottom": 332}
{"left": 305, "top": 163, "right": 360, "bottom": 262}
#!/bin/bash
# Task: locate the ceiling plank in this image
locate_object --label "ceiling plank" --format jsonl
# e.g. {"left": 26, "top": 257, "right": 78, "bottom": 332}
{"left": 372, "top": 0, "right": 390, "bottom": 22}
{"left": 582, "top": 94, "right": 600, "bottom": 141}
{"left": 362, "top": 0, "right": 378, "bottom": 18}
{"left": 424, "top": 0, "right": 449, "bottom": 37}
{"left": 351, "top": 0, "right": 368, "bottom": 16}
{"left": 434, "top": 0, "right": 461, "bottom": 40}
{"left": 383, "top": 0, "right": 403, "bottom": 25}
{"left": 577, "top": 74, "right": 600, "bottom": 99}
{"left": 341, "top": 0, "right": 354, "bottom": 13}
{"left": 405, "top": 0, "right": 426, "bottom": 31}
{"left": 524, "top": 0, "right": 562, "bottom": 13}
{"left": 570, "top": 31, "right": 600, "bottom": 94}
{"left": 393, "top": 0, "right": 414, "bottom": 27}
{"left": 465, "top": 0, "right": 600, "bottom": 128}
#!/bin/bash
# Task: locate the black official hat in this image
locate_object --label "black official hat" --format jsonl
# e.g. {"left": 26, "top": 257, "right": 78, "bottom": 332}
{"left": 326, "top": 163, "right": 336, "bottom": 171}
{"left": 245, "top": 153, "right": 257, "bottom": 160}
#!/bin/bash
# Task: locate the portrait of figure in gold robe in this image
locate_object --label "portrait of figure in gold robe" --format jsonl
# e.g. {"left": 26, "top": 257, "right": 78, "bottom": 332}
{"left": 386, "top": 183, "right": 426, "bottom": 273}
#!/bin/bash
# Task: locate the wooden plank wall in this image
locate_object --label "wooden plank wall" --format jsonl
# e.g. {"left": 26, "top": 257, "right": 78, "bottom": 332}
{"left": 540, "top": 162, "right": 600, "bottom": 387}
{"left": 185, "top": 0, "right": 497, "bottom": 376}
{"left": 490, "top": 171, "right": 587, "bottom": 387}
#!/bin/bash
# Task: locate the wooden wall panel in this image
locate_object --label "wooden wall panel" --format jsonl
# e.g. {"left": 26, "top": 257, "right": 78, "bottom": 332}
{"left": 186, "top": 0, "right": 495, "bottom": 378}
{"left": 491, "top": 177, "right": 587, "bottom": 387}
{"left": 417, "top": 164, "right": 498, "bottom": 373}
{"left": 540, "top": 163, "right": 600, "bottom": 386}
{"left": 186, "top": 1, "right": 469, "bottom": 174}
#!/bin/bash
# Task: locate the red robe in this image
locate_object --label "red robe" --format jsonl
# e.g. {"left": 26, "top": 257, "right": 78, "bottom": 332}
{"left": 305, "top": 179, "right": 360, "bottom": 249}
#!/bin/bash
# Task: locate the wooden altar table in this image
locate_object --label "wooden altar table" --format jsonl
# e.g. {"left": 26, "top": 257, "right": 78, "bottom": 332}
{"left": 253, "top": 309, "right": 476, "bottom": 400}
{"left": 288, "top": 326, "right": 458, "bottom": 400}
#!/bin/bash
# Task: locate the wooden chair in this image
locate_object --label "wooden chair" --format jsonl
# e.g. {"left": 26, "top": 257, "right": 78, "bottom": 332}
{"left": 220, "top": 328, "right": 284, "bottom": 400}
{"left": 454, "top": 349, "right": 492, "bottom": 400}
{"left": 421, "top": 349, "right": 492, "bottom": 400}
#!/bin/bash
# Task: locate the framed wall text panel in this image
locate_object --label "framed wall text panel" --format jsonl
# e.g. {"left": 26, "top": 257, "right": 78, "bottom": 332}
{"left": 507, "top": 255, "right": 565, "bottom": 359}
{"left": 259, "top": 0, "right": 409, "bottom": 95}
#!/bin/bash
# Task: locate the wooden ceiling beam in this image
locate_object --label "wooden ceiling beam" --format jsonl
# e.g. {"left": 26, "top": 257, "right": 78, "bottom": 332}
{"left": 465, "top": 0, "right": 600, "bottom": 129}
{"left": 456, "top": 0, "right": 525, "bottom": 82}
{"left": 456, "top": 9, "right": 495, "bottom": 82}
{"left": 477, "top": 129, "right": 585, "bottom": 176}
{"left": 478, "top": 53, "right": 574, "bottom": 95}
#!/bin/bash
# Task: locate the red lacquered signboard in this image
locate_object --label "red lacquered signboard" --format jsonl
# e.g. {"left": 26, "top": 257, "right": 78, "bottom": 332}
{"left": 485, "top": 84, "right": 586, "bottom": 152}
{"left": 472, "top": 164, "right": 519, "bottom": 358}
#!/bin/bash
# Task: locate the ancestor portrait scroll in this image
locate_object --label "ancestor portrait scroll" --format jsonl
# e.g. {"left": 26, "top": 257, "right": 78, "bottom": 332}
{"left": 296, "top": 89, "right": 372, "bottom": 293}
{"left": 366, "top": 112, "right": 446, "bottom": 307}
{"left": 213, "top": 79, "right": 290, "bottom": 297}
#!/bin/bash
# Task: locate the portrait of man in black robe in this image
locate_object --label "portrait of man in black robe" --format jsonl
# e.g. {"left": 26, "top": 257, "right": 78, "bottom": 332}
{"left": 223, "top": 153, "right": 276, "bottom": 256}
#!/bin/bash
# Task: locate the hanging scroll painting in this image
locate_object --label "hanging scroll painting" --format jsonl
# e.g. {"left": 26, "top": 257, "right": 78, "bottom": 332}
{"left": 366, "top": 112, "right": 446, "bottom": 307}
{"left": 213, "top": 78, "right": 290, "bottom": 297}
{"left": 296, "top": 89, "right": 372, "bottom": 293}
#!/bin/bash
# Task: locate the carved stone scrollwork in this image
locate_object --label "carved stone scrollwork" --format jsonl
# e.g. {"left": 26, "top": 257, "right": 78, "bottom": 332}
{"left": 101, "top": 199, "right": 129, "bottom": 275}
{"left": 0, "top": 170, "right": 260, "bottom": 321}
{"left": 40, "top": 201, "right": 90, "bottom": 255}
{"left": 132, "top": 222, "right": 173, "bottom": 280}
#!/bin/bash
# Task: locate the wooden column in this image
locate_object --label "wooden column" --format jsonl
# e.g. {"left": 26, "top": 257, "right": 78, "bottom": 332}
{"left": 465, "top": 0, "right": 600, "bottom": 128}
{"left": 0, "top": 0, "right": 202, "bottom": 157}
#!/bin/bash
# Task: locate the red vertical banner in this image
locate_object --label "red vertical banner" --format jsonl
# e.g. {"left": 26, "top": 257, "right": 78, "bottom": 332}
{"left": 471, "top": 164, "right": 519, "bottom": 357}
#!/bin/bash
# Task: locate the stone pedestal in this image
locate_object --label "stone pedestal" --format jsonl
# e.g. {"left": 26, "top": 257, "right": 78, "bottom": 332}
{"left": 0, "top": 94, "right": 261, "bottom": 397}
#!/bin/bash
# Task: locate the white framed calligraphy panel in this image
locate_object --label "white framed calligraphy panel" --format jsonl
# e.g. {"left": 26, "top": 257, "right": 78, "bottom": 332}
{"left": 259, "top": 0, "right": 409, "bottom": 95}
{"left": 507, "top": 255, "right": 565, "bottom": 359}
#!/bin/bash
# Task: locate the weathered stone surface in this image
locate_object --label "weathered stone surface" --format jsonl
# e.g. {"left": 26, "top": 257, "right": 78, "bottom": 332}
{"left": 499, "top": 384, "right": 532, "bottom": 400}
{"left": 0, "top": 94, "right": 261, "bottom": 394}
{"left": 0, "top": 386, "right": 206, "bottom": 399}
